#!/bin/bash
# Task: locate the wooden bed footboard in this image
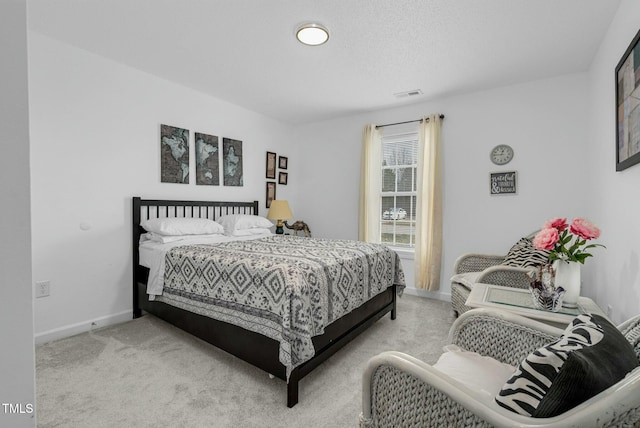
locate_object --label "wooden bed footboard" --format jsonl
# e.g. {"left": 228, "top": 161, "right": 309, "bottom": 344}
{"left": 132, "top": 196, "right": 398, "bottom": 407}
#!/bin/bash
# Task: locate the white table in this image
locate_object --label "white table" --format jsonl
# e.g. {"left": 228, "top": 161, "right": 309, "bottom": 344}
{"left": 466, "top": 283, "right": 608, "bottom": 327}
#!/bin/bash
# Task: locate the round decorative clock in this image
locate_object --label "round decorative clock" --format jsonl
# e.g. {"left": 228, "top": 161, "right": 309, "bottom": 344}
{"left": 490, "top": 144, "right": 514, "bottom": 165}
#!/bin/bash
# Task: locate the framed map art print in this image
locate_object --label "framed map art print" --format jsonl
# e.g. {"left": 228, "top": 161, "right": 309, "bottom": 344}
{"left": 160, "top": 124, "right": 189, "bottom": 184}
{"left": 616, "top": 28, "right": 640, "bottom": 171}
{"left": 222, "top": 138, "right": 243, "bottom": 186}
{"left": 195, "top": 132, "right": 219, "bottom": 185}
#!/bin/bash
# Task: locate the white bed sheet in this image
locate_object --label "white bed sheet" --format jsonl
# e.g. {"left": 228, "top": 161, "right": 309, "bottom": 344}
{"left": 139, "top": 233, "right": 270, "bottom": 298}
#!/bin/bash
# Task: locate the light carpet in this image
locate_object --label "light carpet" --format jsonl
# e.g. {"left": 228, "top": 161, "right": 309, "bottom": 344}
{"left": 36, "top": 295, "right": 454, "bottom": 427}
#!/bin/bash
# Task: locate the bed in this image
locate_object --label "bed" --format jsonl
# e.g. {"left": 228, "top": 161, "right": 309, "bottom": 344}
{"left": 132, "top": 197, "right": 404, "bottom": 407}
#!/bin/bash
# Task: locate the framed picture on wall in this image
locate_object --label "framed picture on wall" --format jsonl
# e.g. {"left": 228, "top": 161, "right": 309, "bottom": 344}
{"left": 279, "top": 156, "right": 288, "bottom": 169}
{"left": 489, "top": 171, "right": 517, "bottom": 195}
{"left": 266, "top": 151, "right": 276, "bottom": 179}
{"left": 266, "top": 182, "right": 276, "bottom": 208}
{"left": 194, "top": 132, "right": 219, "bottom": 185}
{"left": 160, "top": 124, "right": 190, "bottom": 184}
{"left": 222, "top": 138, "right": 243, "bottom": 186}
{"left": 279, "top": 172, "right": 288, "bottom": 185}
{"left": 616, "top": 27, "right": 640, "bottom": 171}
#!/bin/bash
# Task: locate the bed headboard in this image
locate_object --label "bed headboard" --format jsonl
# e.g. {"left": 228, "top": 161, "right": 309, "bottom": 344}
{"left": 132, "top": 196, "right": 259, "bottom": 317}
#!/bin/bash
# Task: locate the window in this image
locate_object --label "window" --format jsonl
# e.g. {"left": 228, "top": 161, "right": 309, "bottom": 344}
{"left": 380, "top": 130, "right": 418, "bottom": 247}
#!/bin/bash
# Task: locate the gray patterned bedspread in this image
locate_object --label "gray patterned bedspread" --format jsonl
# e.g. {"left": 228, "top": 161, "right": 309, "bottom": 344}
{"left": 155, "top": 235, "right": 405, "bottom": 377}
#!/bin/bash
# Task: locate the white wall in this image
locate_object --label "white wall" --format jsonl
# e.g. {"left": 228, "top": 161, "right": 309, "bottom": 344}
{"left": 295, "top": 73, "right": 590, "bottom": 299}
{"left": 587, "top": 0, "right": 640, "bottom": 323}
{"left": 28, "top": 33, "right": 297, "bottom": 341}
{"left": 0, "top": 0, "right": 35, "bottom": 426}
{"left": 27, "top": 1, "right": 640, "bottom": 340}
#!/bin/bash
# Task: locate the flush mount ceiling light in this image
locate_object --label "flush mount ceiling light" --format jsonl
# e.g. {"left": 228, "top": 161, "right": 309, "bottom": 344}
{"left": 295, "top": 23, "right": 329, "bottom": 46}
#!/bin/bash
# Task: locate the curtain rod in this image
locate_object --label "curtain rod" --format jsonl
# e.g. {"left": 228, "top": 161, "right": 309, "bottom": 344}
{"left": 375, "top": 114, "right": 445, "bottom": 129}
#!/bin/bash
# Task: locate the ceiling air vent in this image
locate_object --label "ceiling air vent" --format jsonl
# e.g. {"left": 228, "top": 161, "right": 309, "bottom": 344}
{"left": 394, "top": 89, "right": 423, "bottom": 98}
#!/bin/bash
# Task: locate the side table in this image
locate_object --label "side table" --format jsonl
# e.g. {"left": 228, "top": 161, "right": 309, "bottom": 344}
{"left": 466, "top": 283, "right": 608, "bottom": 328}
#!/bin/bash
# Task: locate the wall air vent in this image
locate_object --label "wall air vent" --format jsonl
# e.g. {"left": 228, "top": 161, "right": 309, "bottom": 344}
{"left": 394, "top": 89, "right": 423, "bottom": 98}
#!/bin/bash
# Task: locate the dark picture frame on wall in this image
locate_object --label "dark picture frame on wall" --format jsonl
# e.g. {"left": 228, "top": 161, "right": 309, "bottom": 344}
{"left": 160, "top": 124, "right": 190, "bottom": 184}
{"left": 266, "top": 182, "right": 276, "bottom": 208}
{"left": 279, "top": 172, "right": 288, "bottom": 185}
{"left": 194, "top": 132, "right": 220, "bottom": 186}
{"left": 616, "top": 28, "right": 640, "bottom": 171}
{"left": 279, "top": 156, "right": 288, "bottom": 169}
{"left": 489, "top": 171, "right": 517, "bottom": 195}
{"left": 266, "top": 151, "right": 277, "bottom": 179}
{"left": 222, "top": 138, "right": 243, "bottom": 186}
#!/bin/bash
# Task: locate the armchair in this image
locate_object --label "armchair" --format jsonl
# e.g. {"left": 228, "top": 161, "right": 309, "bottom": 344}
{"left": 451, "top": 233, "right": 545, "bottom": 316}
{"left": 360, "top": 308, "right": 640, "bottom": 428}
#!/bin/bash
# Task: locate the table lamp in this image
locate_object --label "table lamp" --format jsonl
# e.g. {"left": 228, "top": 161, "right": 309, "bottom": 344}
{"left": 267, "top": 200, "right": 293, "bottom": 234}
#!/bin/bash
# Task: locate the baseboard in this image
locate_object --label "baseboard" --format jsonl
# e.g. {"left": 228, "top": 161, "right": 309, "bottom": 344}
{"left": 34, "top": 310, "right": 132, "bottom": 345}
{"left": 33, "top": 290, "right": 449, "bottom": 345}
{"left": 403, "top": 286, "right": 451, "bottom": 302}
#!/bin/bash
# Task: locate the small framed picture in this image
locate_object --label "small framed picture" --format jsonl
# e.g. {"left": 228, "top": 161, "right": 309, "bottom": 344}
{"left": 266, "top": 182, "right": 276, "bottom": 208}
{"left": 490, "top": 171, "right": 517, "bottom": 195}
{"left": 279, "top": 172, "right": 288, "bottom": 185}
{"left": 266, "top": 152, "right": 277, "bottom": 179}
{"left": 279, "top": 156, "right": 288, "bottom": 169}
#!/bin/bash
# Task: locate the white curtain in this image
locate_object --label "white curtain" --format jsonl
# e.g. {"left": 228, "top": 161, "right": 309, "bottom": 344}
{"left": 358, "top": 124, "right": 382, "bottom": 242}
{"left": 415, "top": 114, "right": 443, "bottom": 290}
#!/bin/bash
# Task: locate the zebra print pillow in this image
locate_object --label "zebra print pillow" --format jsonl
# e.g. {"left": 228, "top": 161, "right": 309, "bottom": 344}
{"left": 502, "top": 237, "right": 549, "bottom": 268}
{"left": 495, "top": 314, "right": 638, "bottom": 417}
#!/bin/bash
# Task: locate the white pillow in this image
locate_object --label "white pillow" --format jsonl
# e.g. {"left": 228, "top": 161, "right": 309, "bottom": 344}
{"left": 217, "top": 214, "right": 273, "bottom": 234}
{"left": 432, "top": 345, "right": 516, "bottom": 399}
{"left": 450, "top": 272, "right": 481, "bottom": 289}
{"left": 141, "top": 217, "right": 224, "bottom": 236}
{"left": 230, "top": 228, "right": 273, "bottom": 237}
{"left": 146, "top": 232, "right": 224, "bottom": 243}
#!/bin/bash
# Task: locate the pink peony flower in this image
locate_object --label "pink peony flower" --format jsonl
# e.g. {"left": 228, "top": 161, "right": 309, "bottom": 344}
{"left": 570, "top": 218, "right": 601, "bottom": 240}
{"left": 543, "top": 217, "right": 568, "bottom": 232}
{"left": 533, "top": 228, "right": 560, "bottom": 251}
{"left": 535, "top": 216, "right": 604, "bottom": 263}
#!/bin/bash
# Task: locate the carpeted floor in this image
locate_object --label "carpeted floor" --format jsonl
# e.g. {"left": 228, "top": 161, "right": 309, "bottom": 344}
{"left": 36, "top": 295, "right": 455, "bottom": 427}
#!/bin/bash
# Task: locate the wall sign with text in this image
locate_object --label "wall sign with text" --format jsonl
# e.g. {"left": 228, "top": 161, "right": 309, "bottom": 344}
{"left": 490, "top": 171, "right": 517, "bottom": 195}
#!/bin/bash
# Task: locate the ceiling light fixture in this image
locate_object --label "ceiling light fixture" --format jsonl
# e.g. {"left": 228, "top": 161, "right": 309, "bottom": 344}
{"left": 295, "top": 23, "right": 329, "bottom": 46}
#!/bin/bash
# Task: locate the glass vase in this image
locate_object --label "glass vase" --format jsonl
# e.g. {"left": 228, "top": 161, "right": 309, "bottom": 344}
{"left": 530, "top": 286, "right": 565, "bottom": 312}
{"left": 553, "top": 260, "right": 581, "bottom": 308}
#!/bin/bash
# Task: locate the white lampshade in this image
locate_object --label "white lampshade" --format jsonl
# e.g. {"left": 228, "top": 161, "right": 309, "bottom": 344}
{"left": 267, "top": 200, "right": 293, "bottom": 220}
{"left": 295, "top": 23, "right": 329, "bottom": 46}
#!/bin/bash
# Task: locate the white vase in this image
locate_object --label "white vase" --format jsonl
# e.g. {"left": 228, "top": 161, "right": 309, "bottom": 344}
{"left": 553, "top": 260, "right": 581, "bottom": 308}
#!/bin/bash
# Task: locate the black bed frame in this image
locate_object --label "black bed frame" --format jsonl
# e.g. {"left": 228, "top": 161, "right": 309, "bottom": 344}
{"left": 132, "top": 196, "right": 397, "bottom": 407}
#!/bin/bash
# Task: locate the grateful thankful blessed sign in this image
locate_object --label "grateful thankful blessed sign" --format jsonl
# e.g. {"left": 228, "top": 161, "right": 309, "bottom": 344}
{"left": 490, "top": 171, "right": 517, "bottom": 195}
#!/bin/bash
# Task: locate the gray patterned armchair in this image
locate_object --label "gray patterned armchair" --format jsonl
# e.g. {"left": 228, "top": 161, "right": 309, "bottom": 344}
{"left": 360, "top": 308, "right": 640, "bottom": 428}
{"left": 451, "top": 233, "right": 544, "bottom": 316}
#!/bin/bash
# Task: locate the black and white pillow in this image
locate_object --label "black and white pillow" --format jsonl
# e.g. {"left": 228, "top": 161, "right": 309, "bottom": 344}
{"left": 621, "top": 317, "right": 640, "bottom": 361}
{"left": 502, "top": 237, "right": 549, "bottom": 268}
{"left": 495, "top": 314, "right": 639, "bottom": 417}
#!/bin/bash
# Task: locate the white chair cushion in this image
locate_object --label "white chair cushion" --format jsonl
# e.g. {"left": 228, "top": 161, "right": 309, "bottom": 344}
{"left": 433, "top": 345, "right": 516, "bottom": 400}
{"left": 450, "top": 272, "right": 481, "bottom": 289}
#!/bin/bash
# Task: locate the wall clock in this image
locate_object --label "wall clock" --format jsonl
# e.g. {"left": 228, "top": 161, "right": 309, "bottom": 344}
{"left": 490, "top": 144, "right": 514, "bottom": 165}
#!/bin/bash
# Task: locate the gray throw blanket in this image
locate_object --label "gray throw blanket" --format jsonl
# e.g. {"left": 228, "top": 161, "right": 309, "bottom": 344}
{"left": 156, "top": 235, "right": 405, "bottom": 377}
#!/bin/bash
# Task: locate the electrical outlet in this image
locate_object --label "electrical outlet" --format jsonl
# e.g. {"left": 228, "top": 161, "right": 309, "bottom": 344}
{"left": 35, "top": 281, "right": 50, "bottom": 298}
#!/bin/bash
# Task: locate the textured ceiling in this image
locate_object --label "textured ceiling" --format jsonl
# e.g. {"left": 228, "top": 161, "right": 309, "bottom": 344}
{"left": 28, "top": 0, "right": 620, "bottom": 124}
